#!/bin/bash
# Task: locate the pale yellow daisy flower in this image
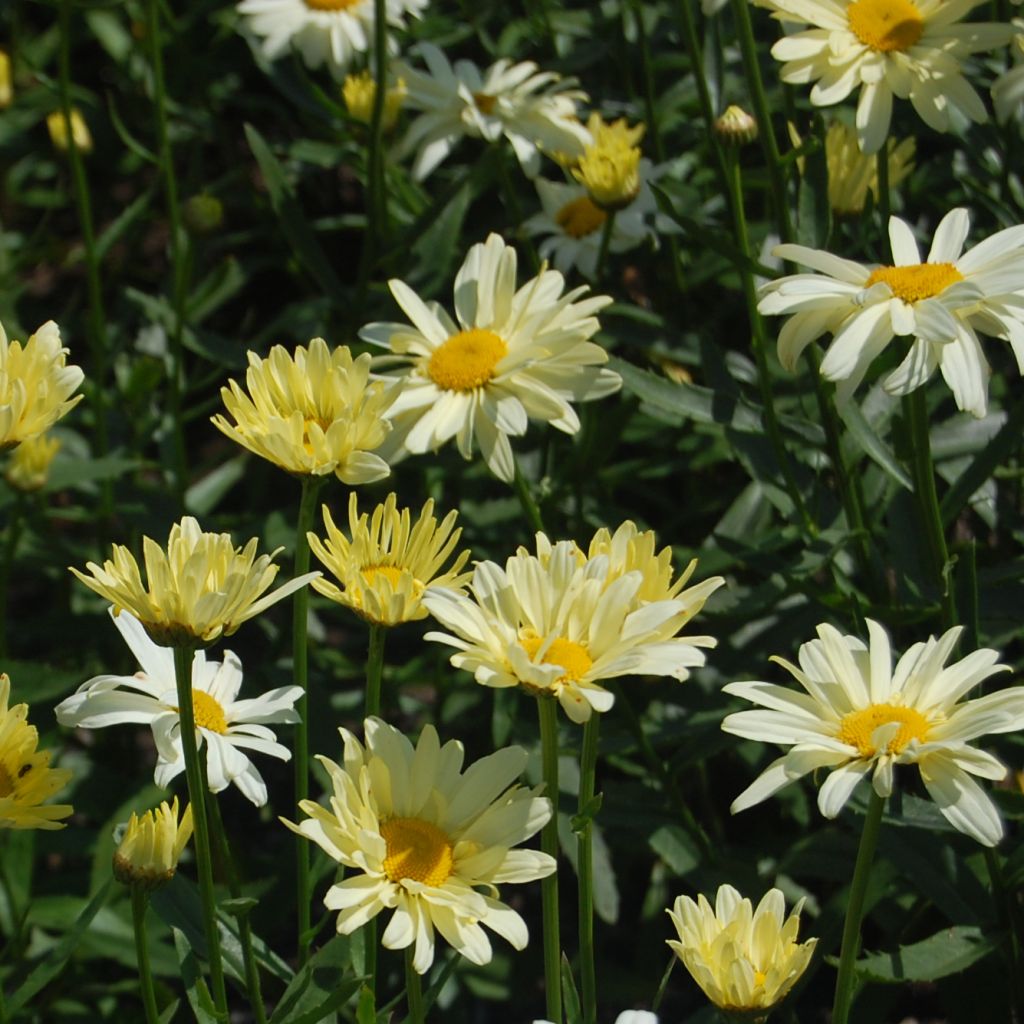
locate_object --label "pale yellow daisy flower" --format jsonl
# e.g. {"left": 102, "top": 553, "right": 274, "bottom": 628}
{"left": 284, "top": 717, "right": 555, "bottom": 973}
{"left": 667, "top": 884, "right": 817, "bottom": 1013}
{"left": 572, "top": 113, "right": 644, "bottom": 210}
{"left": 307, "top": 492, "right": 472, "bottom": 626}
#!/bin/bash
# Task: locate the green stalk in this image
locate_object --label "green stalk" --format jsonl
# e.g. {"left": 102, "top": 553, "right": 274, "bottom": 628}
{"left": 144, "top": 0, "right": 189, "bottom": 509}
{"left": 207, "top": 796, "right": 267, "bottom": 1024}
{"left": 364, "top": 623, "right": 388, "bottom": 719}
{"left": 404, "top": 946, "right": 425, "bottom": 1024}
{"left": 903, "top": 390, "right": 956, "bottom": 629}
{"left": 630, "top": 0, "right": 664, "bottom": 163}
{"left": 984, "top": 848, "right": 1024, "bottom": 1024}
{"left": 130, "top": 887, "right": 160, "bottom": 1024}
{"left": 577, "top": 716, "right": 600, "bottom": 1024}
{"left": 57, "top": 0, "right": 111, "bottom": 520}
{"left": 875, "top": 146, "right": 891, "bottom": 227}
{"left": 512, "top": 461, "right": 546, "bottom": 536}
{"left": 729, "top": 0, "right": 792, "bottom": 240}
{"left": 831, "top": 789, "right": 885, "bottom": 1024}
{"left": 595, "top": 211, "right": 617, "bottom": 284}
{"left": 293, "top": 475, "right": 323, "bottom": 966}
{"left": 171, "top": 645, "right": 228, "bottom": 1014}
{"left": 0, "top": 498, "right": 24, "bottom": 660}
{"left": 723, "top": 149, "right": 814, "bottom": 536}
{"left": 538, "top": 696, "right": 562, "bottom": 1024}
{"left": 650, "top": 953, "right": 676, "bottom": 1014}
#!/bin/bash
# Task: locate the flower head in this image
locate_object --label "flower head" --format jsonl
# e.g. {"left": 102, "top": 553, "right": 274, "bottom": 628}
{"left": 723, "top": 619, "right": 1024, "bottom": 846}
{"left": 423, "top": 535, "right": 723, "bottom": 723}
{"left": 0, "top": 320, "right": 83, "bottom": 451}
{"left": 761, "top": 0, "right": 1012, "bottom": 153}
{"left": 70, "top": 516, "right": 318, "bottom": 647}
{"left": 714, "top": 105, "right": 758, "bottom": 146}
{"left": 237, "top": 0, "right": 426, "bottom": 78}
{"left": 361, "top": 233, "right": 619, "bottom": 482}
{"left": 284, "top": 717, "right": 555, "bottom": 973}
{"left": 394, "top": 43, "right": 590, "bottom": 179}
{"left": 57, "top": 608, "right": 302, "bottom": 805}
{"left": 572, "top": 113, "right": 644, "bottom": 210}
{"left": 308, "top": 492, "right": 472, "bottom": 626}
{"left": 211, "top": 340, "right": 394, "bottom": 483}
{"left": 667, "top": 885, "right": 817, "bottom": 1013}
{"left": 47, "top": 107, "right": 92, "bottom": 154}
{"left": 113, "top": 797, "right": 193, "bottom": 890}
{"left": 0, "top": 675, "right": 72, "bottom": 830}
{"left": 343, "top": 70, "right": 407, "bottom": 132}
{"left": 758, "top": 208, "right": 1024, "bottom": 416}
{"left": 5, "top": 433, "right": 60, "bottom": 493}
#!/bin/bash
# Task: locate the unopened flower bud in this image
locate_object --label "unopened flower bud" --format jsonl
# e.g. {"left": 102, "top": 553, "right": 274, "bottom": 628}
{"left": 715, "top": 105, "right": 758, "bottom": 146}
{"left": 183, "top": 193, "right": 224, "bottom": 235}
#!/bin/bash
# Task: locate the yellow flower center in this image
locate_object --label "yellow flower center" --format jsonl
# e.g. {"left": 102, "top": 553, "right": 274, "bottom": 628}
{"left": 380, "top": 817, "right": 454, "bottom": 887}
{"left": 837, "top": 703, "right": 930, "bottom": 757}
{"left": 847, "top": 0, "right": 925, "bottom": 53}
{"left": 473, "top": 92, "right": 497, "bottom": 115}
{"left": 521, "top": 634, "right": 594, "bottom": 681}
{"left": 753, "top": 969, "right": 767, "bottom": 987}
{"left": 554, "top": 196, "right": 607, "bottom": 239}
{"left": 302, "top": 416, "right": 331, "bottom": 455}
{"left": 361, "top": 564, "right": 405, "bottom": 588}
{"left": 175, "top": 690, "right": 229, "bottom": 735}
{"left": 427, "top": 329, "right": 508, "bottom": 392}
{"left": 864, "top": 262, "right": 963, "bottom": 303}
{"left": 304, "top": 0, "right": 361, "bottom": 9}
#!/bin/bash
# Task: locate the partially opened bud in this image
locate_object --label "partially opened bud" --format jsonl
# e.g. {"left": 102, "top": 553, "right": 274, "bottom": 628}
{"left": 715, "top": 105, "right": 758, "bottom": 146}
{"left": 113, "top": 798, "right": 193, "bottom": 891}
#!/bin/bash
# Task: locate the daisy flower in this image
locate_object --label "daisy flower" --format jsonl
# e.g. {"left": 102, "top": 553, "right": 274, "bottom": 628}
{"left": 758, "top": 208, "right": 1024, "bottom": 415}
{"left": 0, "top": 320, "right": 84, "bottom": 451}
{"left": 423, "top": 537, "right": 723, "bottom": 723}
{"left": 761, "top": 0, "right": 1012, "bottom": 153}
{"left": 0, "top": 674, "right": 72, "bottom": 830}
{"left": 666, "top": 884, "right": 817, "bottom": 1014}
{"left": 307, "top": 491, "right": 472, "bottom": 626}
{"left": 571, "top": 113, "right": 645, "bottom": 210}
{"left": 56, "top": 608, "right": 302, "bottom": 807}
{"left": 236, "top": 0, "right": 426, "bottom": 79}
{"left": 394, "top": 43, "right": 590, "bottom": 180}
{"left": 360, "top": 233, "right": 620, "bottom": 483}
{"left": 524, "top": 163, "right": 674, "bottom": 279}
{"left": 284, "top": 717, "right": 555, "bottom": 973}
{"left": 722, "top": 619, "right": 1024, "bottom": 846}
{"left": 70, "top": 515, "right": 319, "bottom": 647}
{"left": 211, "top": 340, "right": 395, "bottom": 484}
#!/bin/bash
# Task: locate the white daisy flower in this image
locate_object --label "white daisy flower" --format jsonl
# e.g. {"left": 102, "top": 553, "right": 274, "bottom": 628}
{"left": 760, "top": 0, "right": 1013, "bottom": 153}
{"left": 56, "top": 608, "right": 302, "bottom": 807}
{"left": 993, "top": 20, "right": 1024, "bottom": 123}
{"left": 758, "top": 208, "right": 1024, "bottom": 416}
{"left": 360, "top": 232, "right": 620, "bottom": 483}
{"left": 236, "top": 0, "right": 426, "bottom": 79}
{"left": 393, "top": 43, "right": 590, "bottom": 179}
{"left": 523, "top": 164, "right": 674, "bottom": 279}
{"left": 722, "top": 619, "right": 1024, "bottom": 846}
{"left": 284, "top": 717, "right": 555, "bottom": 973}
{"left": 423, "top": 537, "right": 723, "bottom": 724}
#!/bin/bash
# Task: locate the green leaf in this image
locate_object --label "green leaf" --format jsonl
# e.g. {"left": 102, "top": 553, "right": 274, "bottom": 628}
{"left": 570, "top": 793, "right": 603, "bottom": 834}
{"left": 838, "top": 399, "right": 912, "bottom": 491}
{"left": 95, "top": 185, "right": 156, "bottom": 262}
{"left": 649, "top": 824, "right": 700, "bottom": 877}
{"left": 560, "top": 953, "right": 583, "bottom": 1024}
{"left": 852, "top": 926, "right": 1001, "bottom": 983}
{"left": 796, "top": 122, "right": 832, "bottom": 249}
{"left": 268, "top": 934, "right": 359, "bottom": 1024}
{"left": 0, "top": 830, "right": 34, "bottom": 939}
{"left": 171, "top": 927, "right": 222, "bottom": 1024}
{"left": 244, "top": 123, "right": 347, "bottom": 304}
{"left": 355, "top": 984, "right": 376, "bottom": 1024}
{"left": 8, "top": 878, "right": 115, "bottom": 1013}
{"left": 186, "top": 455, "right": 249, "bottom": 516}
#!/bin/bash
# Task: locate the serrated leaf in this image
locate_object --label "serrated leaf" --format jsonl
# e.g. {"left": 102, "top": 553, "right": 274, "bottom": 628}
{"left": 851, "top": 926, "right": 1000, "bottom": 983}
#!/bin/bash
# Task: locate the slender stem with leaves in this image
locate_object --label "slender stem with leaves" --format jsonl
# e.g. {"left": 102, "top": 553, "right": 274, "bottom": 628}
{"left": 538, "top": 695, "right": 562, "bottom": 1024}
{"left": 576, "top": 715, "right": 601, "bottom": 1024}
{"left": 404, "top": 946, "right": 425, "bottom": 1024}
{"left": 129, "top": 887, "right": 160, "bottom": 1024}
{"left": 171, "top": 645, "right": 228, "bottom": 1015}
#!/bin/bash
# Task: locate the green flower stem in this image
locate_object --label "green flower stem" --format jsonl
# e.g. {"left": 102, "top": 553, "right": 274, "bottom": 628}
{"left": 172, "top": 644, "right": 228, "bottom": 1015}
{"left": 729, "top": 0, "right": 792, "bottom": 242}
{"left": 538, "top": 695, "right": 562, "bottom": 1024}
{"left": 404, "top": 946, "right": 425, "bottom": 1024}
{"left": 903, "top": 390, "right": 957, "bottom": 629}
{"left": 207, "top": 795, "right": 267, "bottom": 1024}
{"left": 630, "top": 0, "right": 664, "bottom": 163}
{"left": 365, "top": 623, "right": 388, "bottom": 719}
{"left": 577, "top": 716, "right": 600, "bottom": 1024}
{"left": 130, "top": 886, "right": 160, "bottom": 1024}
{"left": 293, "top": 475, "right": 323, "bottom": 966}
{"left": 0, "top": 498, "right": 25, "bottom": 661}
{"left": 144, "top": 0, "right": 190, "bottom": 509}
{"left": 595, "top": 211, "right": 617, "bottom": 284}
{"left": 723, "top": 150, "right": 814, "bottom": 537}
{"left": 57, "top": 0, "right": 112, "bottom": 521}
{"left": 984, "top": 848, "right": 1024, "bottom": 1024}
{"left": 875, "top": 146, "right": 891, "bottom": 227}
{"left": 512, "top": 462, "right": 546, "bottom": 536}
{"left": 359, "top": 0, "right": 389, "bottom": 293}
{"left": 650, "top": 953, "right": 676, "bottom": 1014}
{"left": 831, "top": 789, "right": 885, "bottom": 1024}
{"left": 421, "top": 952, "right": 460, "bottom": 1014}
